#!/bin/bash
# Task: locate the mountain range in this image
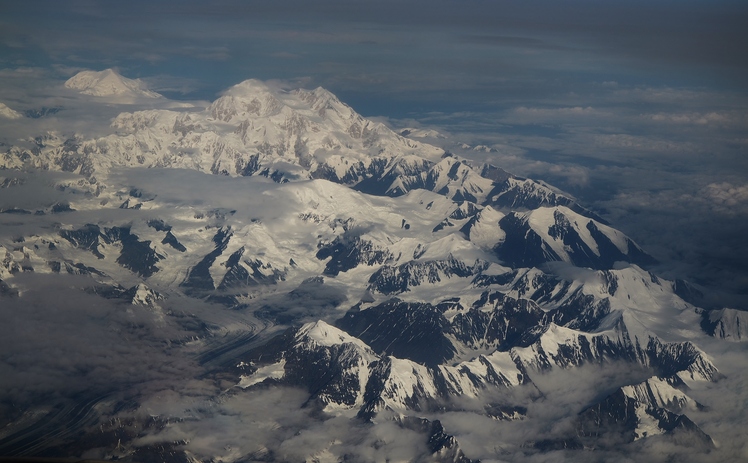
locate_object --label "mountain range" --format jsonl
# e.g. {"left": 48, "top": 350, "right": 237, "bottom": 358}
{"left": 0, "top": 69, "right": 741, "bottom": 463}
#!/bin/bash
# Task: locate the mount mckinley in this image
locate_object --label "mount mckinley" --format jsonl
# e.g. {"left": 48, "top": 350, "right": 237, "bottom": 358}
{"left": 0, "top": 70, "right": 742, "bottom": 462}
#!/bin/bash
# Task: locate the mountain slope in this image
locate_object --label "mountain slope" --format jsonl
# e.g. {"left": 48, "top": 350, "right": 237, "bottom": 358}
{"left": 496, "top": 206, "right": 655, "bottom": 269}
{"left": 0, "top": 102, "right": 23, "bottom": 119}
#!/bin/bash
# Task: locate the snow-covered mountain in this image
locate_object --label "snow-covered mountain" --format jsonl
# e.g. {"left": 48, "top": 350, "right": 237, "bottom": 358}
{"left": 249, "top": 311, "right": 718, "bottom": 409}
{"left": 495, "top": 205, "right": 656, "bottom": 269}
{"left": 0, "top": 102, "right": 23, "bottom": 119}
{"left": 64, "top": 69, "right": 162, "bottom": 99}
{"left": 702, "top": 307, "right": 747, "bottom": 341}
{"left": 0, "top": 77, "right": 736, "bottom": 463}
{"left": 4, "top": 75, "right": 599, "bottom": 221}
{"left": 576, "top": 376, "right": 713, "bottom": 447}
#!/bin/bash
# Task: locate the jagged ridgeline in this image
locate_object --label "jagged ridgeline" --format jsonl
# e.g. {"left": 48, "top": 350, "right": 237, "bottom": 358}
{"left": 0, "top": 71, "right": 732, "bottom": 462}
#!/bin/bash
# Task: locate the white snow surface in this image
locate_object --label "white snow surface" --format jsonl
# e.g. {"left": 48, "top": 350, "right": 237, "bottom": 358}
{"left": 15, "top": 77, "right": 446, "bottom": 185}
{"left": 238, "top": 360, "right": 286, "bottom": 388}
{"left": 632, "top": 403, "right": 664, "bottom": 441}
{"left": 295, "top": 320, "right": 376, "bottom": 355}
{"left": 380, "top": 357, "right": 439, "bottom": 409}
{"left": 426, "top": 157, "right": 496, "bottom": 204}
{"left": 65, "top": 69, "right": 163, "bottom": 99}
{"left": 130, "top": 283, "right": 163, "bottom": 307}
{"left": 464, "top": 206, "right": 506, "bottom": 249}
{"left": 522, "top": 206, "right": 631, "bottom": 261}
{"left": 0, "top": 102, "right": 22, "bottom": 119}
{"left": 707, "top": 308, "right": 747, "bottom": 341}
{"left": 511, "top": 318, "right": 718, "bottom": 383}
{"left": 399, "top": 127, "right": 447, "bottom": 139}
{"left": 621, "top": 376, "right": 699, "bottom": 412}
{"left": 439, "top": 351, "right": 523, "bottom": 397}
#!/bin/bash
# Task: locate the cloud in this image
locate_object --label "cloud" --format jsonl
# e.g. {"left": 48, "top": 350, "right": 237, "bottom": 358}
{"left": 51, "top": 64, "right": 91, "bottom": 77}
{"left": 681, "top": 338, "right": 748, "bottom": 461}
{"left": 95, "top": 385, "right": 436, "bottom": 462}
{"left": 701, "top": 182, "right": 748, "bottom": 215}
{"left": 139, "top": 74, "right": 206, "bottom": 96}
{"left": 0, "top": 273, "right": 202, "bottom": 407}
{"left": 460, "top": 34, "right": 568, "bottom": 51}
{"left": 645, "top": 111, "right": 748, "bottom": 128}
{"left": 0, "top": 67, "right": 48, "bottom": 79}
{"left": 269, "top": 51, "right": 302, "bottom": 60}
{"left": 510, "top": 106, "right": 609, "bottom": 124}
{"left": 610, "top": 86, "right": 722, "bottom": 104}
{"left": 178, "top": 46, "right": 231, "bottom": 61}
{"left": 587, "top": 133, "right": 697, "bottom": 153}
{"left": 591, "top": 182, "right": 748, "bottom": 307}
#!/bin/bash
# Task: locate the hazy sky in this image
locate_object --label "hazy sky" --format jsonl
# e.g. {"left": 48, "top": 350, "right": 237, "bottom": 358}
{"left": 1, "top": 0, "right": 747, "bottom": 307}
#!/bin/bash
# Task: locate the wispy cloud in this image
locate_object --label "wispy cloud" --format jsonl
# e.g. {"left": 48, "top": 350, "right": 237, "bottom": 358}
{"left": 0, "top": 273, "right": 202, "bottom": 406}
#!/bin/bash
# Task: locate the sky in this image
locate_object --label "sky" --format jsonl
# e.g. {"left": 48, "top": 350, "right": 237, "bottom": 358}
{"left": 1, "top": 0, "right": 747, "bottom": 309}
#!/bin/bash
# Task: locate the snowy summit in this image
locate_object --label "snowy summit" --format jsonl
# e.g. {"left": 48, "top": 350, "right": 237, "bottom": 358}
{"left": 0, "top": 102, "right": 22, "bottom": 119}
{"left": 64, "top": 69, "right": 162, "bottom": 99}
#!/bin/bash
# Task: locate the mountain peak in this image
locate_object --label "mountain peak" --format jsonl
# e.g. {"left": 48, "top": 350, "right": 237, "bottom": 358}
{"left": 64, "top": 69, "right": 162, "bottom": 99}
{"left": 305, "top": 86, "right": 341, "bottom": 104}
{"left": 208, "top": 79, "right": 286, "bottom": 121}
{"left": 0, "top": 102, "right": 22, "bottom": 119}
{"left": 212, "top": 81, "right": 352, "bottom": 122}
{"left": 295, "top": 320, "right": 374, "bottom": 352}
{"left": 293, "top": 86, "right": 351, "bottom": 118}
{"left": 223, "top": 78, "right": 279, "bottom": 97}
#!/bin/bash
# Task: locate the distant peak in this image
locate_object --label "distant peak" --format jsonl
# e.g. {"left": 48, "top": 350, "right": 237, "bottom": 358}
{"left": 0, "top": 102, "right": 23, "bottom": 119}
{"left": 64, "top": 69, "right": 162, "bottom": 99}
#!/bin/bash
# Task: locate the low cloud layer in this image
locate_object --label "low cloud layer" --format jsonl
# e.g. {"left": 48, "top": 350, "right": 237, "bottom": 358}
{"left": 0, "top": 274, "right": 201, "bottom": 409}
